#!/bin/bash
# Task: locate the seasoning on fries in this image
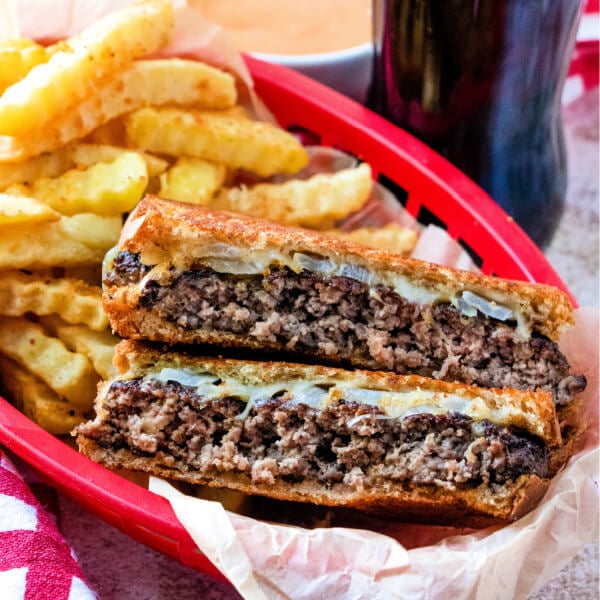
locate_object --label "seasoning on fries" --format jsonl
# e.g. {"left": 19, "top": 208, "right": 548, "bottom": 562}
{"left": 210, "top": 162, "right": 373, "bottom": 228}
{"left": 0, "top": 355, "right": 86, "bottom": 435}
{"left": 0, "top": 316, "right": 99, "bottom": 409}
{"left": 125, "top": 106, "right": 310, "bottom": 177}
{"left": 0, "top": 193, "right": 60, "bottom": 225}
{"left": 159, "top": 157, "right": 227, "bottom": 205}
{"left": 0, "top": 214, "right": 122, "bottom": 270}
{"left": 40, "top": 316, "right": 118, "bottom": 381}
{"left": 0, "top": 0, "right": 174, "bottom": 137}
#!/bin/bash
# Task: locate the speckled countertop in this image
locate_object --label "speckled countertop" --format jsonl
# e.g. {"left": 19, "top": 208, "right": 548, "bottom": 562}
{"left": 545, "top": 88, "right": 599, "bottom": 309}
{"left": 56, "top": 92, "right": 599, "bottom": 600}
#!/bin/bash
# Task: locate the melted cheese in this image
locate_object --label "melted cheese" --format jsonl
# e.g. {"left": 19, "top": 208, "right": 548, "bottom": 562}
{"left": 136, "top": 249, "right": 444, "bottom": 313}
{"left": 108, "top": 244, "right": 526, "bottom": 338}
{"left": 143, "top": 367, "right": 541, "bottom": 437}
{"left": 192, "top": 251, "right": 520, "bottom": 334}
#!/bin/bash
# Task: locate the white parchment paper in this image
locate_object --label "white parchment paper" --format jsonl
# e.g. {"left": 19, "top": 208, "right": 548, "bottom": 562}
{"left": 150, "top": 307, "right": 598, "bottom": 600}
{"left": 5, "top": 2, "right": 598, "bottom": 597}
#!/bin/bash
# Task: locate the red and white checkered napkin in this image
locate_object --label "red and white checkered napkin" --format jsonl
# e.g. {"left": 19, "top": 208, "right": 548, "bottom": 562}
{"left": 0, "top": 449, "right": 95, "bottom": 600}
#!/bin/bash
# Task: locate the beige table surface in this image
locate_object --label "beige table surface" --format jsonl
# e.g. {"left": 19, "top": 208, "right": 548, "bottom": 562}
{"left": 55, "top": 91, "right": 599, "bottom": 600}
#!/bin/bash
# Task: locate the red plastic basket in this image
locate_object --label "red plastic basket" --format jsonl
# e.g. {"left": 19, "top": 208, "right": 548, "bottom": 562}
{"left": 0, "top": 56, "right": 574, "bottom": 583}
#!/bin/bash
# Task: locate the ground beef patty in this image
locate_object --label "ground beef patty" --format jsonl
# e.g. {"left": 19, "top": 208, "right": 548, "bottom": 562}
{"left": 80, "top": 379, "right": 549, "bottom": 491}
{"left": 105, "top": 251, "right": 586, "bottom": 405}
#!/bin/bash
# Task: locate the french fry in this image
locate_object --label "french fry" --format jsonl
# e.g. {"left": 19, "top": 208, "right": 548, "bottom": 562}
{"left": 84, "top": 118, "right": 126, "bottom": 146}
{"left": 40, "top": 316, "right": 118, "bottom": 381}
{"left": 0, "top": 142, "right": 167, "bottom": 189}
{"left": 0, "top": 0, "right": 174, "bottom": 136}
{"left": 68, "top": 143, "right": 169, "bottom": 178}
{"left": 324, "top": 223, "right": 418, "bottom": 255}
{"left": 210, "top": 163, "right": 373, "bottom": 228}
{"left": 0, "top": 39, "right": 49, "bottom": 94}
{"left": 159, "top": 157, "right": 226, "bottom": 205}
{"left": 0, "top": 193, "right": 60, "bottom": 226}
{"left": 127, "top": 59, "right": 237, "bottom": 109}
{"left": 0, "top": 270, "right": 107, "bottom": 331}
{"left": 0, "top": 355, "right": 86, "bottom": 435}
{"left": 140, "top": 154, "right": 170, "bottom": 179}
{"left": 125, "top": 107, "right": 309, "bottom": 177}
{"left": 0, "top": 316, "right": 99, "bottom": 408}
{"left": 0, "top": 213, "right": 121, "bottom": 269}
{"left": 0, "top": 59, "right": 237, "bottom": 162}
{"left": 5, "top": 152, "right": 148, "bottom": 216}
{"left": 206, "top": 105, "right": 249, "bottom": 120}
{"left": 0, "top": 39, "right": 41, "bottom": 50}
{"left": 0, "top": 145, "right": 74, "bottom": 189}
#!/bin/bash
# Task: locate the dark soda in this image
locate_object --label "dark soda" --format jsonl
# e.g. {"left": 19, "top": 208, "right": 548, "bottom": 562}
{"left": 368, "top": 0, "right": 583, "bottom": 248}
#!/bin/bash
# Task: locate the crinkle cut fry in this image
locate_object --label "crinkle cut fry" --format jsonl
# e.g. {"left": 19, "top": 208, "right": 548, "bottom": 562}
{"left": 0, "top": 58, "right": 237, "bottom": 162}
{"left": 0, "top": 0, "right": 175, "bottom": 137}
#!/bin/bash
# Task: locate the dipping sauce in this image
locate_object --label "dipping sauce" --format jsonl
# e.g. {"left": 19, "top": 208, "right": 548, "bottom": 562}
{"left": 193, "top": 0, "right": 372, "bottom": 55}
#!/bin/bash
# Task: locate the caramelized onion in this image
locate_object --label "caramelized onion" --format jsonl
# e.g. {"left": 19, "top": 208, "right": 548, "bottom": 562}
{"left": 153, "top": 368, "right": 217, "bottom": 388}
{"left": 457, "top": 291, "right": 514, "bottom": 322}
{"left": 292, "top": 252, "right": 335, "bottom": 274}
{"left": 341, "top": 388, "right": 384, "bottom": 405}
{"left": 205, "top": 258, "right": 263, "bottom": 274}
{"left": 338, "top": 263, "right": 373, "bottom": 284}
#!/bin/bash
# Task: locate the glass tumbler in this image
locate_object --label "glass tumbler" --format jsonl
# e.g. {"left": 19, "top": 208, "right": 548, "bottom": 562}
{"left": 367, "top": 0, "right": 583, "bottom": 248}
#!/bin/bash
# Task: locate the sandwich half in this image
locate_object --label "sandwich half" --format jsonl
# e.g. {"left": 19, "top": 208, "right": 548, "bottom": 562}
{"left": 103, "top": 196, "right": 586, "bottom": 407}
{"left": 76, "top": 339, "right": 562, "bottom": 525}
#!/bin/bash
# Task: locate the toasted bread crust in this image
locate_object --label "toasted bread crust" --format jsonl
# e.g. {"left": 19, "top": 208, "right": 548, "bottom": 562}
{"left": 113, "top": 339, "right": 560, "bottom": 446}
{"left": 77, "top": 340, "right": 559, "bottom": 525}
{"left": 106, "top": 196, "right": 574, "bottom": 341}
{"left": 76, "top": 436, "right": 550, "bottom": 527}
{"left": 91, "top": 197, "right": 572, "bottom": 526}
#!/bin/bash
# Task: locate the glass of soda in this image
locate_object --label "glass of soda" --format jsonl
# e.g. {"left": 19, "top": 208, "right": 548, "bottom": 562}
{"left": 367, "top": 0, "right": 583, "bottom": 249}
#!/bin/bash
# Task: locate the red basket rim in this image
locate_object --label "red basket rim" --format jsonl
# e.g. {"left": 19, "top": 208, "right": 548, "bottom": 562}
{"left": 0, "top": 57, "right": 577, "bottom": 583}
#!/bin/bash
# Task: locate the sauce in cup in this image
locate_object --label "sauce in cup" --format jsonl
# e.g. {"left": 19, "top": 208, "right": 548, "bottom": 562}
{"left": 193, "top": 0, "right": 372, "bottom": 55}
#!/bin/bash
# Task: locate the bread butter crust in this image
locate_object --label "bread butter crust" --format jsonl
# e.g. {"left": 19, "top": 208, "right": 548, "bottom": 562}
{"left": 76, "top": 437, "right": 550, "bottom": 527}
{"left": 109, "top": 195, "right": 574, "bottom": 341}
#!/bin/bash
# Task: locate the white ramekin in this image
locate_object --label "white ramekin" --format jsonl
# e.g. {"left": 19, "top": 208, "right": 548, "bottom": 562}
{"left": 250, "top": 41, "right": 374, "bottom": 103}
